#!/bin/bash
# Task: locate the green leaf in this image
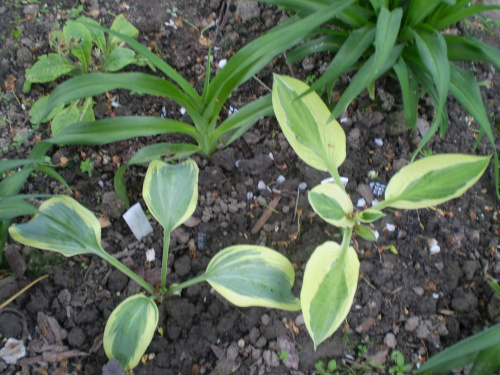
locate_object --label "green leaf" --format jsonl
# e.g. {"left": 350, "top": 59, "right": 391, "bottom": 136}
{"left": 470, "top": 346, "right": 500, "bottom": 375}
{"left": 78, "top": 97, "right": 95, "bottom": 122}
{"left": 35, "top": 165, "right": 71, "bottom": 192}
{"left": 308, "top": 183, "right": 354, "bottom": 228}
{"left": 0, "top": 168, "right": 32, "bottom": 197}
{"left": 383, "top": 154, "right": 489, "bottom": 209}
{"left": 272, "top": 74, "right": 346, "bottom": 173}
{"left": 354, "top": 224, "right": 377, "bottom": 241}
{"left": 0, "top": 159, "right": 45, "bottom": 175}
{"left": 301, "top": 241, "right": 359, "bottom": 349}
{"left": 203, "top": 245, "right": 300, "bottom": 311}
{"left": 108, "top": 14, "right": 139, "bottom": 51}
{"left": 488, "top": 277, "right": 500, "bottom": 297}
{"left": 51, "top": 102, "right": 80, "bottom": 135}
{"left": 417, "top": 323, "right": 500, "bottom": 373}
{"left": 0, "top": 196, "right": 39, "bottom": 221}
{"left": 64, "top": 20, "right": 92, "bottom": 72}
{"left": 393, "top": 57, "right": 418, "bottom": 129}
{"left": 25, "top": 53, "right": 76, "bottom": 84}
{"left": 128, "top": 143, "right": 200, "bottom": 165}
{"left": 77, "top": 16, "right": 106, "bottom": 51}
{"left": 445, "top": 35, "right": 500, "bottom": 71}
{"left": 356, "top": 208, "right": 385, "bottom": 223}
{"left": 104, "top": 294, "right": 158, "bottom": 371}
{"left": 104, "top": 47, "right": 136, "bottom": 72}
{"left": 431, "top": 5, "right": 500, "bottom": 30}
{"left": 143, "top": 159, "right": 198, "bottom": 234}
{"left": 29, "top": 96, "right": 65, "bottom": 124}
{"left": 9, "top": 196, "right": 104, "bottom": 257}
{"left": 286, "top": 34, "right": 345, "bottom": 64}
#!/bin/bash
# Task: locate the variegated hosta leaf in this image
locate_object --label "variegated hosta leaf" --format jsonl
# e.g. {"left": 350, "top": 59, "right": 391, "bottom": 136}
{"left": 308, "top": 183, "right": 354, "bottom": 228}
{"left": 203, "top": 245, "right": 300, "bottom": 311}
{"left": 143, "top": 159, "right": 198, "bottom": 233}
{"left": 355, "top": 208, "right": 385, "bottom": 223}
{"left": 354, "top": 224, "right": 377, "bottom": 241}
{"left": 384, "top": 154, "right": 489, "bottom": 209}
{"left": 272, "top": 74, "right": 346, "bottom": 173}
{"left": 9, "top": 195, "right": 105, "bottom": 257}
{"left": 104, "top": 294, "right": 159, "bottom": 370}
{"left": 301, "top": 241, "right": 359, "bottom": 349}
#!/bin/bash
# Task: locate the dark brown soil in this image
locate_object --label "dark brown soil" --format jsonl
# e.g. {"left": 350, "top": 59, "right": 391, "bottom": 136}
{"left": 1, "top": 1, "right": 500, "bottom": 374}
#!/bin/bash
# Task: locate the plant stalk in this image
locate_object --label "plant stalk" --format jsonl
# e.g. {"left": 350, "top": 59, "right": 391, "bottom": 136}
{"left": 161, "top": 229, "right": 171, "bottom": 294}
{"left": 165, "top": 274, "right": 207, "bottom": 296}
{"left": 103, "top": 253, "right": 155, "bottom": 294}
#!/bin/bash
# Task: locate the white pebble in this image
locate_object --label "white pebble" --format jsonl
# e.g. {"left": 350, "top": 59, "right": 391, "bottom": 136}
{"left": 374, "top": 230, "right": 379, "bottom": 240}
{"left": 257, "top": 181, "right": 266, "bottom": 190}
{"left": 367, "top": 170, "right": 378, "bottom": 179}
{"left": 374, "top": 138, "right": 383, "bottom": 147}
{"left": 180, "top": 107, "right": 186, "bottom": 115}
{"left": 298, "top": 182, "right": 307, "bottom": 190}
{"left": 340, "top": 117, "right": 348, "bottom": 123}
{"left": 386, "top": 223, "right": 396, "bottom": 232}
{"left": 246, "top": 192, "right": 254, "bottom": 200}
{"left": 146, "top": 248, "right": 156, "bottom": 262}
{"left": 429, "top": 239, "right": 440, "bottom": 254}
{"left": 218, "top": 59, "right": 227, "bottom": 69}
{"left": 356, "top": 198, "right": 366, "bottom": 207}
{"left": 268, "top": 152, "right": 274, "bottom": 160}
{"left": 277, "top": 175, "right": 285, "bottom": 184}
{"left": 235, "top": 159, "right": 241, "bottom": 168}
{"left": 98, "top": 180, "right": 104, "bottom": 188}
{"left": 432, "top": 293, "right": 439, "bottom": 299}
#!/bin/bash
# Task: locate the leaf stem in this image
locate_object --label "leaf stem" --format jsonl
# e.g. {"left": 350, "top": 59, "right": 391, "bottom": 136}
{"left": 102, "top": 252, "right": 155, "bottom": 294}
{"left": 161, "top": 230, "right": 171, "bottom": 294}
{"left": 165, "top": 274, "right": 207, "bottom": 296}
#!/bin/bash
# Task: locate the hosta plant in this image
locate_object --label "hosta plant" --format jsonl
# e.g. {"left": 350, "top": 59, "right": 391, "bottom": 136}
{"left": 34, "top": 2, "right": 354, "bottom": 207}
{"left": 272, "top": 74, "right": 489, "bottom": 348}
{"left": 9, "top": 159, "right": 300, "bottom": 371}
{"left": 255, "top": 0, "right": 500, "bottom": 198}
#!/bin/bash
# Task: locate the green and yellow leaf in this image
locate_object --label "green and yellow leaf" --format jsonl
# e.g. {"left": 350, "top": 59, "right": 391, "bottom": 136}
{"left": 308, "top": 183, "right": 354, "bottom": 228}
{"left": 143, "top": 159, "right": 198, "bottom": 233}
{"left": 383, "top": 154, "right": 489, "bottom": 209}
{"left": 203, "top": 245, "right": 300, "bottom": 311}
{"left": 104, "top": 294, "right": 158, "bottom": 370}
{"left": 301, "top": 241, "right": 359, "bottom": 349}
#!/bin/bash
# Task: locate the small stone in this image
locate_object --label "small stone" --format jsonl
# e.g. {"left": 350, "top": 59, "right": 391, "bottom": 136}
{"left": 384, "top": 333, "right": 397, "bottom": 349}
{"left": 416, "top": 321, "right": 431, "bottom": 339}
{"left": 294, "top": 314, "right": 305, "bottom": 327}
{"left": 249, "top": 327, "right": 260, "bottom": 344}
{"left": 256, "top": 336, "right": 267, "bottom": 348}
{"left": 435, "top": 262, "right": 444, "bottom": 272}
{"left": 237, "top": 339, "right": 245, "bottom": 349}
{"left": 405, "top": 316, "right": 419, "bottom": 332}
{"left": 355, "top": 317, "right": 375, "bottom": 333}
{"left": 261, "top": 314, "right": 271, "bottom": 325}
{"left": 263, "top": 350, "right": 280, "bottom": 367}
{"left": 413, "top": 287, "right": 424, "bottom": 296}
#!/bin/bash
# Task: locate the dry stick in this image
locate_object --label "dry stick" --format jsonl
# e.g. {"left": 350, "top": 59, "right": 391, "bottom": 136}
{"left": 212, "top": 0, "right": 232, "bottom": 45}
{"left": 251, "top": 196, "right": 281, "bottom": 234}
{"left": 0, "top": 274, "right": 49, "bottom": 311}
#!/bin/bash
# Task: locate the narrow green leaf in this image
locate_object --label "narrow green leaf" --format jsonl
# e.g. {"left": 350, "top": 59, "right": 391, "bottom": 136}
{"left": 45, "top": 116, "right": 199, "bottom": 146}
{"left": 488, "top": 277, "right": 500, "bottom": 297}
{"left": 143, "top": 160, "right": 198, "bottom": 234}
{"left": 393, "top": 57, "right": 418, "bottom": 129}
{"left": 470, "top": 346, "right": 500, "bottom": 375}
{"left": 203, "top": 245, "right": 300, "bottom": 311}
{"left": 104, "top": 47, "right": 136, "bottom": 72}
{"left": 64, "top": 20, "right": 92, "bottom": 72}
{"left": 104, "top": 294, "right": 158, "bottom": 370}
{"left": 301, "top": 241, "right": 359, "bottom": 349}
{"left": 383, "top": 154, "right": 489, "bottom": 209}
{"left": 272, "top": 75, "right": 346, "bottom": 173}
{"left": 0, "top": 168, "right": 32, "bottom": 197}
{"left": 25, "top": 54, "right": 76, "bottom": 84}
{"left": 286, "top": 35, "right": 345, "bottom": 64}
{"left": 128, "top": 143, "right": 200, "bottom": 165}
{"left": 417, "top": 323, "right": 500, "bottom": 373}
{"left": 0, "top": 196, "right": 40, "bottom": 221}
{"left": 432, "top": 5, "right": 500, "bottom": 30}
{"left": 445, "top": 35, "right": 500, "bottom": 71}
{"left": 9, "top": 196, "right": 104, "bottom": 257}
{"left": 354, "top": 224, "right": 377, "bottom": 241}
{"left": 373, "top": 8, "right": 402, "bottom": 76}
{"left": 308, "top": 184, "right": 354, "bottom": 228}
{"left": 0, "top": 159, "right": 45, "bottom": 175}
{"left": 35, "top": 165, "right": 71, "bottom": 192}
{"left": 114, "top": 164, "right": 130, "bottom": 209}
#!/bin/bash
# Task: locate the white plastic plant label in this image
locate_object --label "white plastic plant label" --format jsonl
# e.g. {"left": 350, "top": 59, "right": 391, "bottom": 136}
{"left": 123, "top": 203, "right": 154, "bottom": 241}
{"left": 320, "top": 176, "right": 348, "bottom": 188}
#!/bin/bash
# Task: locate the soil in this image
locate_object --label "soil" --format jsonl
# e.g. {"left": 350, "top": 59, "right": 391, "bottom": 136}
{"left": 1, "top": 1, "right": 500, "bottom": 374}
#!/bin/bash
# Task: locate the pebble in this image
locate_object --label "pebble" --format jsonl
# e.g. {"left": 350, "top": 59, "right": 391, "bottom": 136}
{"left": 261, "top": 314, "right": 271, "bottom": 325}
{"left": 294, "top": 314, "right": 305, "bottom": 327}
{"left": 237, "top": 339, "right": 245, "bottom": 349}
{"left": 384, "top": 333, "right": 397, "bottom": 349}
{"left": 355, "top": 317, "right": 375, "bottom": 333}
{"left": 435, "top": 262, "right": 444, "bottom": 272}
{"left": 413, "top": 286, "right": 424, "bottom": 296}
{"left": 405, "top": 316, "right": 419, "bottom": 332}
{"left": 263, "top": 350, "right": 280, "bottom": 367}
{"left": 256, "top": 336, "right": 267, "bottom": 348}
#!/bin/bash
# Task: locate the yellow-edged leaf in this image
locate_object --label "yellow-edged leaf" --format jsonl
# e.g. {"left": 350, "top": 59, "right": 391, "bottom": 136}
{"left": 143, "top": 159, "right": 198, "bottom": 233}
{"left": 301, "top": 241, "right": 359, "bottom": 349}
{"left": 272, "top": 74, "right": 346, "bottom": 173}
{"left": 308, "top": 183, "right": 354, "bottom": 228}
{"left": 203, "top": 245, "right": 300, "bottom": 311}
{"left": 384, "top": 154, "right": 489, "bottom": 209}
{"left": 104, "top": 294, "right": 158, "bottom": 370}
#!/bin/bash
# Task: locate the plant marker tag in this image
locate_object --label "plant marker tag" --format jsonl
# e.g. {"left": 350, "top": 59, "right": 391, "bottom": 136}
{"left": 369, "top": 179, "right": 387, "bottom": 196}
{"left": 320, "top": 176, "right": 348, "bottom": 188}
{"left": 122, "top": 203, "right": 153, "bottom": 241}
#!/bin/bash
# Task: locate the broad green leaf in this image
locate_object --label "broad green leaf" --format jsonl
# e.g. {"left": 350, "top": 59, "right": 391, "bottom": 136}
{"left": 470, "top": 346, "right": 500, "bottom": 375}
{"left": 104, "top": 47, "right": 136, "bottom": 72}
{"left": 64, "top": 20, "right": 92, "bottom": 72}
{"left": 383, "top": 154, "right": 489, "bottom": 209}
{"left": 25, "top": 53, "right": 76, "bottom": 84}
{"left": 449, "top": 64, "right": 499, "bottom": 199}
{"left": 272, "top": 74, "right": 346, "bottom": 173}
{"left": 143, "top": 159, "right": 198, "bottom": 234}
{"left": 104, "top": 294, "right": 158, "bottom": 371}
{"left": 108, "top": 14, "right": 139, "bottom": 51}
{"left": 9, "top": 196, "right": 104, "bottom": 257}
{"left": 77, "top": 16, "right": 106, "bottom": 52}
{"left": 203, "top": 245, "right": 300, "bottom": 311}
{"left": 79, "top": 97, "right": 95, "bottom": 122}
{"left": 393, "top": 57, "right": 418, "bottom": 129}
{"left": 356, "top": 208, "right": 385, "bottom": 223}
{"left": 417, "top": 323, "right": 500, "bottom": 373}
{"left": 354, "top": 224, "right": 377, "bottom": 241}
{"left": 29, "top": 96, "right": 65, "bottom": 124}
{"left": 51, "top": 102, "right": 80, "bottom": 136}
{"left": 301, "top": 241, "right": 359, "bottom": 349}
{"left": 45, "top": 116, "right": 199, "bottom": 146}
{"left": 308, "top": 184, "right": 354, "bottom": 228}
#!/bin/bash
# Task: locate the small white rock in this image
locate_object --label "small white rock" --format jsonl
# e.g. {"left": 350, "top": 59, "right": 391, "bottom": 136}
{"left": 146, "top": 248, "right": 155, "bottom": 262}
{"left": 228, "top": 105, "right": 238, "bottom": 116}
{"left": 374, "top": 138, "right": 383, "bottom": 147}
{"left": 98, "top": 180, "right": 104, "bottom": 188}
{"left": 367, "top": 170, "right": 378, "bottom": 179}
{"left": 180, "top": 107, "right": 186, "bottom": 115}
{"left": 258, "top": 181, "right": 266, "bottom": 190}
{"left": 298, "top": 182, "right": 307, "bottom": 190}
{"left": 386, "top": 223, "right": 396, "bottom": 232}
{"left": 246, "top": 192, "right": 254, "bottom": 200}
{"left": 432, "top": 292, "right": 439, "bottom": 299}
{"left": 356, "top": 198, "right": 366, "bottom": 207}
{"left": 235, "top": 159, "right": 241, "bottom": 168}
{"left": 218, "top": 59, "right": 227, "bottom": 69}
{"left": 374, "top": 230, "right": 380, "bottom": 240}
{"left": 340, "top": 117, "right": 348, "bottom": 123}
{"left": 277, "top": 175, "right": 285, "bottom": 184}
{"left": 429, "top": 239, "right": 440, "bottom": 254}
{"left": 268, "top": 152, "right": 274, "bottom": 160}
